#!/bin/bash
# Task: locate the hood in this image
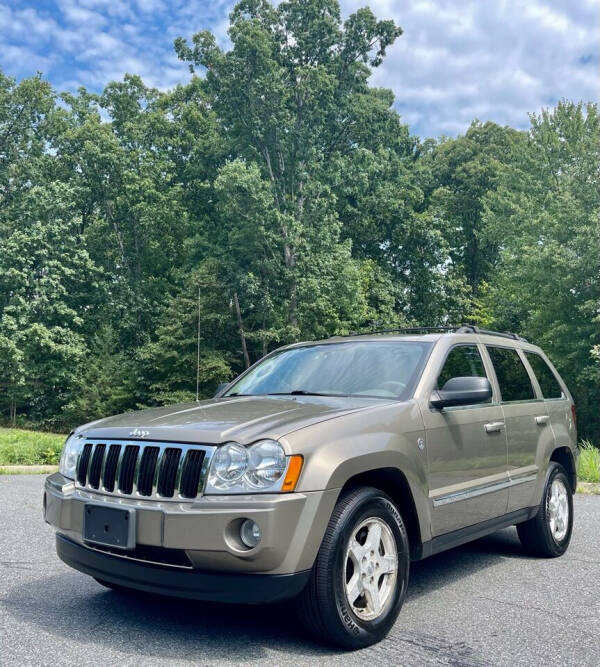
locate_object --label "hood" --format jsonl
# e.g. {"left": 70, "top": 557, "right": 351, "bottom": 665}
{"left": 77, "top": 395, "right": 394, "bottom": 445}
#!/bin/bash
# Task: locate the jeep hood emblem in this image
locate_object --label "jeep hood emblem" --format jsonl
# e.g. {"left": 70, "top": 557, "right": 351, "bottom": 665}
{"left": 129, "top": 428, "right": 149, "bottom": 438}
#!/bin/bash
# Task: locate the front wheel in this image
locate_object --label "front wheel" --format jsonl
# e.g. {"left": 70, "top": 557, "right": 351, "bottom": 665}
{"left": 296, "top": 487, "right": 410, "bottom": 649}
{"left": 517, "top": 462, "right": 573, "bottom": 557}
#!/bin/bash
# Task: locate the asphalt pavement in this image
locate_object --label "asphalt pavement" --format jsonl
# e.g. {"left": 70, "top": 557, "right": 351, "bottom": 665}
{"left": 1, "top": 475, "right": 599, "bottom": 666}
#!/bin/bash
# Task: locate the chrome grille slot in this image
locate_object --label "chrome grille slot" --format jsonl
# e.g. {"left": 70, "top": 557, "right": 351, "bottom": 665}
{"left": 137, "top": 446, "right": 159, "bottom": 496}
{"left": 103, "top": 444, "right": 121, "bottom": 492}
{"left": 157, "top": 448, "right": 181, "bottom": 498}
{"left": 118, "top": 445, "right": 140, "bottom": 494}
{"left": 75, "top": 439, "right": 214, "bottom": 501}
{"left": 88, "top": 444, "right": 106, "bottom": 489}
{"left": 180, "top": 449, "right": 206, "bottom": 499}
{"left": 77, "top": 443, "right": 93, "bottom": 485}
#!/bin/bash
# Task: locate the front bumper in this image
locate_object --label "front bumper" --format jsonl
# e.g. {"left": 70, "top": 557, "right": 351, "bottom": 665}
{"left": 56, "top": 534, "right": 311, "bottom": 603}
{"left": 44, "top": 473, "right": 338, "bottom": 578}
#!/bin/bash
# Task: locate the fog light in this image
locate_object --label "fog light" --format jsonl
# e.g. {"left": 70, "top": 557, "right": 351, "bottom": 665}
{"left": 240, "top": 519, "right": 261, "bottom": 548}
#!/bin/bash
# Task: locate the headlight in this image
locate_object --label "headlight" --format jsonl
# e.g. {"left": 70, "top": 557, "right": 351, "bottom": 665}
{"left": 246, "top": 440, "right": 287, "bottom": 486}
{"left": 59, "top": 434, "right": 84, "bottom": 480}
{"left": 206, "top": 440, "right": 291, "bottom": 494}
{"left": 212, "top": 443, "right": 248, "bottom": 483}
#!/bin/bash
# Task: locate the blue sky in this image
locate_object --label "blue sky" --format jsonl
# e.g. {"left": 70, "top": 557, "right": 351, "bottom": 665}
{"left": 1, "top": 0, "right": 598, "bottom": 137}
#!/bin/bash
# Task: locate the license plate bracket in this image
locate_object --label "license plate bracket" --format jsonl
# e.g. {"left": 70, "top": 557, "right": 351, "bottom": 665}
{"left": 83, "top": 504, "right": 135, "bottom": 550}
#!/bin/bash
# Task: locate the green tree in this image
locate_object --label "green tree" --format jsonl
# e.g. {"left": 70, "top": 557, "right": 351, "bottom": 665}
{"left": 175, "top": 0, "right": 402, "bottom": 333}
{"left": 0, "top": 183, "right": 97, "bottom": 424}
{"left": 0, "top": 72, "right": 57, "bottom": 214}
{"left": 61, "top": 325, "right": 135, "bottom": 424}
{"left": 334, "top": 146, "right": 470, "bottom": 324}
{"left": 137, "top": 261, "right": 239, "bottom": 404}
{"left": 428, "top": 121, "right": 527, "bottom": 300}
{"left": 482, "top": 101, "right": 600, "bottom": 440}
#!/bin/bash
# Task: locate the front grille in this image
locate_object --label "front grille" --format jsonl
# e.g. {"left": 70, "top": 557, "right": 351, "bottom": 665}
{"left": 75, "top": 440, "right": 214, "bottom": 501}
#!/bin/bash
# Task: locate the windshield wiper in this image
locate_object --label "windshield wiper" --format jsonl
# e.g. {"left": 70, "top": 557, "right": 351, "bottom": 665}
{"left": 266, "top": 390, "right": 348, "bottom": 397}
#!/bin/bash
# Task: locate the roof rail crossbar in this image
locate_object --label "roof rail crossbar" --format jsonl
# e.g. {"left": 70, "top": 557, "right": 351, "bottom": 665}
{"left": 457, "top": 324, "right": 527, "bottom": 342}
{"left": 332, "top": 324, "right": 527, "bottom": 342}
{"left": 343, "top": 326, "right": 458, "bottom": 337}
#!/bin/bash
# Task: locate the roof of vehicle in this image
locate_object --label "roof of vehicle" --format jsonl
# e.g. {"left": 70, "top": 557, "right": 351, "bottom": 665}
{"left": 280, "top": 326, "right": 543, "bottom": 352}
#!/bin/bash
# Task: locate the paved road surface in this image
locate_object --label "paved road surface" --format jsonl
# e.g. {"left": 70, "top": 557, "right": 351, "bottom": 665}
{"left": 1, "top": 475, "right": 599, "bottom": 666}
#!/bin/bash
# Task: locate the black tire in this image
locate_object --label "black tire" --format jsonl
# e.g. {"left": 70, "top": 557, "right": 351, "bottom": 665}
{"left": 517, "top": 462, "right": 573, "bottom": 557}
{"left": 296, "top": 486, "right": 410, "bottom": 650}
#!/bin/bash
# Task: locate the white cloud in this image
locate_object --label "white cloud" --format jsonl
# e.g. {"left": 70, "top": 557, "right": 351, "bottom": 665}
{"left": 0, "top": 0, "right": 597, "bottom": 136}
{"left": 341, "top": 0, "right": 600, "bottom": 135}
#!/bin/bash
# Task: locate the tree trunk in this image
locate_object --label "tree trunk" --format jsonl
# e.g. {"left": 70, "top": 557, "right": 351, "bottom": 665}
{"left": 233, "top": 291, "right": 251, "bottom": 369}
{"left": 283, "top": 241, "right": 298, "bottom": 328}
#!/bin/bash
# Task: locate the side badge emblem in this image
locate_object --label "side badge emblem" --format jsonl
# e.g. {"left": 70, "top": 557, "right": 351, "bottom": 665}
{"left": 417, "top": 437, "right": 425, "bottom": 451}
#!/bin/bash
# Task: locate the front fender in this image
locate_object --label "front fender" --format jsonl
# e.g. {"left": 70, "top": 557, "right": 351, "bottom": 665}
{"left": 281, "top": 400, "right": 431, "bottom": 544}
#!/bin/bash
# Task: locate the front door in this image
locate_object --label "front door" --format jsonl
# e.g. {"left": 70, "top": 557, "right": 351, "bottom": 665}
{"left": 421, "top": 343, "right": 509, "bottom": 536}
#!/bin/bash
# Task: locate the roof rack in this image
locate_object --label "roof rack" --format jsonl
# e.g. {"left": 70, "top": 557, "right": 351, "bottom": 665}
{"left": 456, "top": 324, "right": 527, "bottom": 342}
{"left": 343, "top": 326, "right": 457, "bottom": 337}
{"left": 336, "top": 324, "right": 527, "bottom": 342}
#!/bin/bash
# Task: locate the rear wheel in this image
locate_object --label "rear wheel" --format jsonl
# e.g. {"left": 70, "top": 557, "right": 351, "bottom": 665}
{"left": 296, "top": 487, "right": 410, "bottom": 649}
{"left": 517, "top": 462, "right": 573, "bottom": 557}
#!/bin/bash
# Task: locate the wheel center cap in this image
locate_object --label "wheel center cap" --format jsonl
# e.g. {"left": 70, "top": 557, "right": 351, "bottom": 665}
{"left": 366, "top": 561, "right": 375, "bottom": 576}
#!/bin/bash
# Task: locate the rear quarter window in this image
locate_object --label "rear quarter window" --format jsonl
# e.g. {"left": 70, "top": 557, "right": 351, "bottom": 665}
{"left": 525, "top": 352, "right": 565, "bottom": 399}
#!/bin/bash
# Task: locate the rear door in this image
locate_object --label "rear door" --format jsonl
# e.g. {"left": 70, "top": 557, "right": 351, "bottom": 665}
{"left": 485, "top": 346, "right": 556, "bottom": 512}
{"left": 422, "top": 343, "right": 509, "bottom": 535}
{"left": 522, "top": 350, "right": 575, "bottom": 467}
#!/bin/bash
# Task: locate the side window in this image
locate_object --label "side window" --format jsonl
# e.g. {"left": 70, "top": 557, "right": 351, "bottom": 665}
{"left": 437, "top": 345, "right": 488, "bottom": 395}
{"left": 525, "top": 352, "right": 564, "bottom": 399}
{"left": 487, "top": 347, "right": 535, "bottom": 402}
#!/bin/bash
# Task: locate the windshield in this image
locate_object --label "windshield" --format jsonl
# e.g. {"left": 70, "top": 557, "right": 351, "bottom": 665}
{"left": 225, "top": 341, "right": 432, "bottom": 400}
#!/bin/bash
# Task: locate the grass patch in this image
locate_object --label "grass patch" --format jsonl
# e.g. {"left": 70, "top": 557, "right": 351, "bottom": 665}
{"left": 0, "top": 466, "right": 59, "bottom": 475}
{"left": 0, "top": 428, "right": 66, "bottom": 466}
{"left": 577, "top": 440, "right": 600, "bottom": 483}
{"left": 577, "top": 482, "right": 600, "bottom": 495}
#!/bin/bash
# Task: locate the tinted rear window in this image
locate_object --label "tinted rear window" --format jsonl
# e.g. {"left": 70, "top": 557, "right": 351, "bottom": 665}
{"left": 525, "top": 352, "right": 564, "bottom": 399}
{"left": 487, "top": 346, "right": 535, "bottom": 402}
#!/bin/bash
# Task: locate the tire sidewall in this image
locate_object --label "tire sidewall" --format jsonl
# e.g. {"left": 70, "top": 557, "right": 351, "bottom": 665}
{"left": 541, "top": 463, "right": 574, "bottom": 555}
{"left": 329, "top": 492, "right": 409, "bottom": 646}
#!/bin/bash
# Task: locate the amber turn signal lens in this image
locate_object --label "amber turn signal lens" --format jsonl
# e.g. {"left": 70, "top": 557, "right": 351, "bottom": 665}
{"left": 281, "top": 455, "right": 303, "bottom": 492}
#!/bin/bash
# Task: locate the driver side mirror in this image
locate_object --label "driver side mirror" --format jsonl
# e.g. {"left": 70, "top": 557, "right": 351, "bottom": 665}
{"left": 430, "top": 376, "right": 492, "bottom": 410}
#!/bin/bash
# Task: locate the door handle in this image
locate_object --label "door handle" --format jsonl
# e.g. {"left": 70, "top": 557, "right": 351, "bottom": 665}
{"left": 484, "top": 421, "right": 505, "bottom": 433}
{"left": 535, "top": 415, "right": 550, "bottom": 425}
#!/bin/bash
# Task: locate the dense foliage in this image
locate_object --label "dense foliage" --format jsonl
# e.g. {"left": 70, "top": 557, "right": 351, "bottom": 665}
{"left": 0, "top": 0, "right": 598, "bottom": 441}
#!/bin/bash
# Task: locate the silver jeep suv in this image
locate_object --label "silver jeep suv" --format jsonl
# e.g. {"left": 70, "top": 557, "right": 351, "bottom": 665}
{"left": 44, "top": 325, "right": 577, "bottom": 649}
